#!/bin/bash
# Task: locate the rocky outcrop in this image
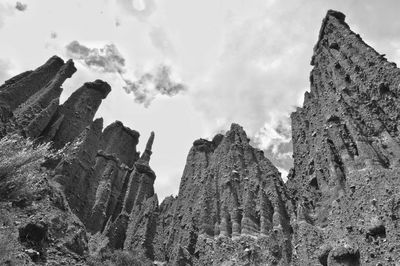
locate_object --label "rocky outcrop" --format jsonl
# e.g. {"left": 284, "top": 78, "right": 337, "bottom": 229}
{"left": 0, "top": 56, "right": 65, "bottom": 115}
{"left": 0, "top": 57, "right": 75, "bottom": 136}
{"left": 49, "top": 79, "right": 111, "bottom": 148}
{"left": 287, "top": 10, "right": 400, "bottom": 265}
{"left": 2, "top": 9, "right": 400, "bottom": 266}
{"left": 152, "top": 124, "right": 293, "bottom": 265}
{"left": 0, "top": 55, "right": 159, "bottom": 264}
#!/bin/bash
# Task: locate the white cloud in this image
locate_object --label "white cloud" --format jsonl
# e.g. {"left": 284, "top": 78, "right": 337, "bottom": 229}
{"left": 191, "top": 5, "right": 308, "bottom": 169}
{"left": 189, "top": 0, "right": 400, "bottom": 175}
{"left": 0, "top": 3, "right": 15, "bottom": 28}
{"left": 0, "top": 59, "right": 11, "bottom": 84}
{"left": 277, "top": 167, "right": 289, "bottom": 181}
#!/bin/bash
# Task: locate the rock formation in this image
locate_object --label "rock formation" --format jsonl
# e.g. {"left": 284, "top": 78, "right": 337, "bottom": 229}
{"left": 150, "top": 124, "right": 294, "bottom": 265}
{"left": 1, "top": 8, "right": 400, "bottom": 266}
{"left": 0, "top": 56, "right": 158, "bottom": 265}
{"left": 287, "top": 10, "right": 400, "bottom": 265}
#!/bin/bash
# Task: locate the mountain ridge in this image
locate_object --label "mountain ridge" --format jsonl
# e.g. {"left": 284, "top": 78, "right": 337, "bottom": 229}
{"left": 0, "top": 9, "right": 399, "bottom": 266}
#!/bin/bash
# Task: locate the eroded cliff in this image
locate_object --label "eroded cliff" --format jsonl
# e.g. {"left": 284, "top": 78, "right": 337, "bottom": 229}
{"left": 0, "top": 56, "right": 158, "bottom": 265}
{"left": 1, "top": 9, "right": 400, "bottom": 266}
{"left": 287, "top": 10, "right": 400, "bottom": 265}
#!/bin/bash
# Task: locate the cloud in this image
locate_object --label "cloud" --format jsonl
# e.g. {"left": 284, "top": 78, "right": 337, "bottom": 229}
{"left": 253, "top": 117, "right": 293, "bottom": 177}
{"left": 193, "top": 5, "right": 307, "bottom": 140}
{"left": 65, "top": 41, "right": 125, "bottom": 74}
{"left": 190, "top": 0, "right": 400, "bottom": 175}
{"left": 65, "top": 41, "right": 186, "bottom": 106}
{"left": 190, "top": 2, "right": 321, "bottom": 174}
{"left": 15, "top": 2, "right": 27, "bottom": 12}
{"left": 149, "top": 26, "right": 175, "bottom": 56}
{"left": 0, "top": 3, "right": 15, "bottom": 28}
{"left": 116, "top": 0, "right": 156, "bottom": 21}
{"left": 123, "top": 64, "right": 187, "bottom": 107}
{"left": 0, "top": 59, "right": 11, "bottom": 84}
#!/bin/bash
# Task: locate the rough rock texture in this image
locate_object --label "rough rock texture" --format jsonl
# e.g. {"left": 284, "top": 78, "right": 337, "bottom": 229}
{"left": 152, "top": 124, "right": 294, "bottom": 265}
{"left": 2, "top": 9, "right": 400, "bottom": 266}
{"left": 0, "top": 56, "right": 158, "bottom": 265}
{"left": 0, "top": 56, "right": 65, "bottom": 118}
{"left": 287, "top": 10, "right": 400, "bottom": 265}
{"left": 0, "top": 57, "right": 75, "bottom": 137}
{"left": 49, "top": 79, "right": 111, "bottom": 148}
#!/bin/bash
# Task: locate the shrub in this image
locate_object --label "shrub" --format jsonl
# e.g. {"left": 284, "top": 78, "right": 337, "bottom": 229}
{"left": 0, "top": 134, "right": 60, "bottom": 202}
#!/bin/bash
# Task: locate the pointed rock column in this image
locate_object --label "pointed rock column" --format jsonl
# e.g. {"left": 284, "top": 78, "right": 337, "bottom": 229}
{"left": 107, "top": 132, "right": 157, "bottom": 250}
{"left": 86, "top": 122, "right": 140, "bottom": 234}
{"left": 13, "top": 59, "right": 77, "bottom": 138}
{"left": 54, "top": 118, "right": 104, "bottom": 221}
{"left": 0, "top": 56, "right": 65, "bottom": 112}
{"left": 49, "top": 79, "right": 111, "bottom": 148}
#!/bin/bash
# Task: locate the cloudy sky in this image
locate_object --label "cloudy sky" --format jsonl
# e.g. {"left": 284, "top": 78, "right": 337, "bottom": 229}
{"left": 1, "top": 0, "right": 400, "bottom": 200}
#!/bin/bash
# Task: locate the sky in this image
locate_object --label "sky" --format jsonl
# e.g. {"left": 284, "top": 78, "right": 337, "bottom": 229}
{"left": 1, "top": 0, "right": 400, "bottom": 200}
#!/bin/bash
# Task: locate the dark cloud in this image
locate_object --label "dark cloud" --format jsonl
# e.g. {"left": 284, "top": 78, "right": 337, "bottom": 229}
{"left": 65, "top": 41, "right": 125, "bottom": 74}
{"left": 15, "top": 2, "right": 27, "bottom": 12}
{"left": 123, "top": 64, "right": 187, "bottom": 107}
{"left": 116, "top": 0, "right": 156, "bottom": 21}
{"left": 65, "top": 41, "right": 186, "bottom": 106}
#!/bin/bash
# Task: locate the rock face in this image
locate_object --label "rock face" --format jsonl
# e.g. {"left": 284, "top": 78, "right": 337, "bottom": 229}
{"left": 152, "top": 124, "right": 294, "bottom": 265}
{"left": 287, "top": 10, "right": 400, "bottom": 265}
{"left": 1, "top": 9, "right": 400, "bottom": 266}
{"left": 0, "top": 56, "right": 159, "bottom": 264}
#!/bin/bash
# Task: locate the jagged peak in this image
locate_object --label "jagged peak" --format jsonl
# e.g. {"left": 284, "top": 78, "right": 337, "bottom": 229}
{"left": 32, "top": 55, "right": 66, "bottom": 75}
{"left": 104, "top": 120, "right": 140, "bottom": 141}
{"left": 44, "top": 55, "right": 65, "bottom": 67}
{"left": 192, "top": 138, "right": 214, "bottom": 152}
{"left": 211, "top": 133, "right": 224, "bottom": 147}
{"left": 326, "top": 9, "right": 346, "bottom": 22}
{"left": 60, "top": 59, "right": 76, "bottom": 79}
{"left": 139, "top": 131, "right": 155, "bottom": 163}
{"left": 83, "top": 79, "right": 111, "bottom": 99}
{"left": 226, "top": 123, "right": 250, "bottom": 144}
{"left": 311, "top": 10, "right": 348, "bottom": 65}
{"left": 145, "top": 131, "right": 155, "bottom": 152}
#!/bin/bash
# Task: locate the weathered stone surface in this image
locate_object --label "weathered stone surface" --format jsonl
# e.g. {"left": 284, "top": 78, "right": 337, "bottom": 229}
{"left": 105, "top": 132, "right": 157, "bottom": 250}
{"left": 54, "top": 118, "right": 104, "bottom": 221}
{"left": 85, "top": 123, "right": 140, "bottom": 233}
{"left": 2, "top": 9, "right": 400, "bottom": 266}
{"left": 0, "top": 57, "right": 76, "bottom": 137}
{"left": 0, "top": 56, "right": 65, "bottom": 113}
{"left": 124, "top": 194, "right": 159, "bottom": 260}
{"left": 100, "top": 121, "right": 140, "bottom": 167}
{"left": 287, "top": 10, "right": 400, "bottom": 265}
{"left": 0, "top": 55, "right": 156, "bottom": 264}
{"left": 24, "top": 98, "right": 60, "bottom": 139}
{"left": 152, "top": 124, "right": 293, "bottom": 265}
{"left": 49, "top": 79, "right": 111, "bottom": 148}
